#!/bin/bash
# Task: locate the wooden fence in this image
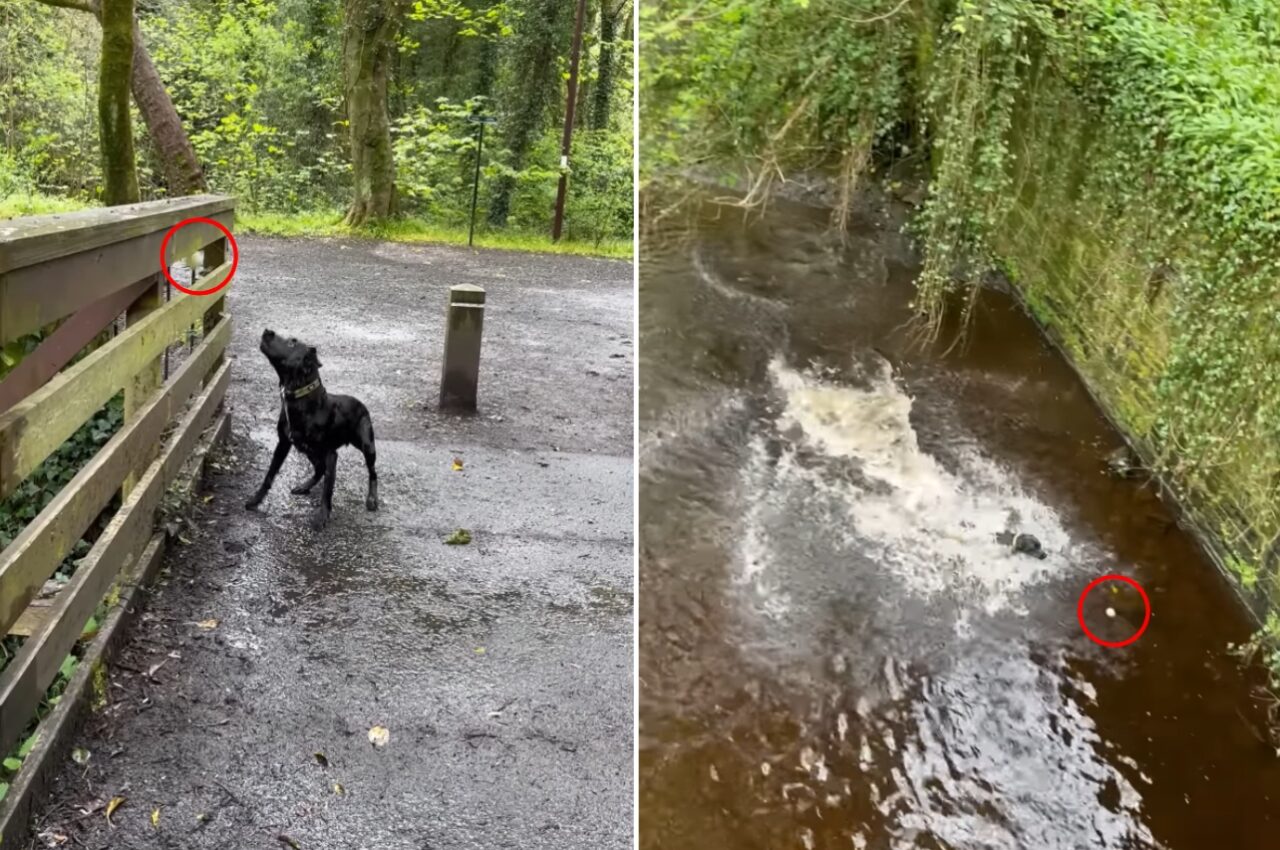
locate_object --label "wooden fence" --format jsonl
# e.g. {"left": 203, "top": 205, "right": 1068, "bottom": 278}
{"left": 0, "top": 195, "right": 235, "bottom": 834}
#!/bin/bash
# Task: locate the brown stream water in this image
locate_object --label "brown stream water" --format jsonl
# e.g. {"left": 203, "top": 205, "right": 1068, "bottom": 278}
{"left": 638, "top": 187, "right": 1280, "bottom": 849}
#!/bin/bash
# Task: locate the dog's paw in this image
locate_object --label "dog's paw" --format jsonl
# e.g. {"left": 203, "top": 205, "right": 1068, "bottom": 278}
{"left": 290, "top": 485, "right": 313, "bottom": 495}
{"left": 366, "top": 494, "right": 379, "bottom": 511}
{"left": 309, "top": 509, "right": 329, "bottom": 531}
{"left": 244, "top": 498, "right": 262, "bottom": 511}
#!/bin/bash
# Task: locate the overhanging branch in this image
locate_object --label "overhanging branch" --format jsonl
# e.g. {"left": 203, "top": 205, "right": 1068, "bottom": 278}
{"left": 31, "top": 0, "right": 101, "bottom": 15}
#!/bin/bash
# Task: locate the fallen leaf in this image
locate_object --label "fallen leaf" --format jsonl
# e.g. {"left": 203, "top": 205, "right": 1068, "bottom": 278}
{"left": 106, "top": 795, "right": 125, "bottom": 825}
{"left": 314, "top": 752, "right": 329, "bottom": 768}
{"left": 277, "top": 835, "right": 301, "bottom": 849}
{"left": 196, "top": 619, "right": 219, "bottom": 630}
{"left": 333, "top": 783, "right": 345, "bottom": 795}
{"left": 368, "top": 726, "right": 390, "bottom": 748}
{"left": 151, "top": 807, "right": 160, "bottom": 829}
{"left": 202, "top": 494, "right": 215, "bottom": 503}
{"left": 444, "top": 529, "right": 472, "bottom": 546}
{"left": 196, "top": 812, "right": 210, "bottom": 825}
{"left": 451, "top": 458, "right": 464, "bottom": 471}
{"left": 474, "top": 647, "right": 486, "bottom": 655}
{"left": 71, "top": 748, "right": 90, "bottom": 766}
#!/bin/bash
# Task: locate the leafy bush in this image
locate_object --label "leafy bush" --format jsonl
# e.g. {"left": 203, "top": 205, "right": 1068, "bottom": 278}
{"left": 0, "top": 396, "right": 123, "bottom": 561}
{"left": 393, "top": 96, "right": 492, "bottom": 222}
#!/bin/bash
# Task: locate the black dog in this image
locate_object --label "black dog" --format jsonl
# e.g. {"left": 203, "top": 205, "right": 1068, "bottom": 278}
{"left": 1011, "top": 532, "right": 1047, "bottom": 560}
{"left": 245, "top": 329, "right": 378, "bottom": 529}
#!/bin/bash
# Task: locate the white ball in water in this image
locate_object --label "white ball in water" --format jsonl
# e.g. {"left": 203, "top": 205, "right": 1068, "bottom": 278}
{"left": 1105, "top": 607, "right": 1117, "bottom": 618}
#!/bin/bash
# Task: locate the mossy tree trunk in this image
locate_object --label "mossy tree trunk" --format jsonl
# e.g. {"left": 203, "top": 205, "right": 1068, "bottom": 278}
{"left": 589, "top": 0, "right": 624, "bottom": 130}
{"left": 98, "top": 0, "right": 139, "bottom": 206}
{"left": 342, "top": 0, "right": 401, "bottom": 227}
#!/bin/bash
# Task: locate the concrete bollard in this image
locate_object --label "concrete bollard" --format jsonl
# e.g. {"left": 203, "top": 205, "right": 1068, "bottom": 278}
{"left": 439, "top": 284, "right": 485, "bottom": 411}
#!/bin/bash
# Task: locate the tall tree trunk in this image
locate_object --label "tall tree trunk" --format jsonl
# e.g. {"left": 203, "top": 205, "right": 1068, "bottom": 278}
{"left": 99, "top": 0, "right": 138, "bottom": 205}
{"left": 130, "top": 18, "right": 205, "bottom": 195}
{"left": 342, "top": 0, "right": 400, "bottom": 227}
{"left": 589, "top": 0, "right": 620, "bottom": 131}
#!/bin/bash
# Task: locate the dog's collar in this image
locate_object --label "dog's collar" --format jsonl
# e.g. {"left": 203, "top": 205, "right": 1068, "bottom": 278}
{"left": 281, "top": 379, "right": 321, "bottom": 400}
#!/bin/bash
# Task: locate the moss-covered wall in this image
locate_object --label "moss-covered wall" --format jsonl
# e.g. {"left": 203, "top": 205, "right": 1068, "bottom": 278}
{"left": 985, "top": 34, "right": 1280, "bottom": 624}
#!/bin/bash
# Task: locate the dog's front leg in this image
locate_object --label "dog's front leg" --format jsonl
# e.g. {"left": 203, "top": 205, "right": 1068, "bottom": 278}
{"left": 311, "top": 450, "right": 338, "bottom": 530}
{"left": 245, "top": 425, "right": 292, "bottom": 510}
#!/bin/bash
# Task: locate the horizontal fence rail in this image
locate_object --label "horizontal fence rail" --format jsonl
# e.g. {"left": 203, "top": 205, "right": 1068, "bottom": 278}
{"left": 0, "top": 195, "right": 235, "bottom": 825}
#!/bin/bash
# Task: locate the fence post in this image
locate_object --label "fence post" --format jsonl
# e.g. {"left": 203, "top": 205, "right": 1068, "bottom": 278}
{"left": 122, "top": 274, "right": 164, "bottom": 496}
{"left": 201, "top": 236, "right": 229, "bottom": 378}
{"left": 438, "top": 284, "right": 485, "bottom": 412}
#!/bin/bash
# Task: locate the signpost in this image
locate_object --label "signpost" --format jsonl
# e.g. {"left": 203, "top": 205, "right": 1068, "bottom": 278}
{"left": 466, "top": 113, "right": 498, "bottom": 248}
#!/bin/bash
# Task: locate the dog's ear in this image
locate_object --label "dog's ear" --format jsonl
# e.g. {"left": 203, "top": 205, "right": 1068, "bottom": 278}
{"left": 305, "top": 346, "right": 322, "bottom": 369}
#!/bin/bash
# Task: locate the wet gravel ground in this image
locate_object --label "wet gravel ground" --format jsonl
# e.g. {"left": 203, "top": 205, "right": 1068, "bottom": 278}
{"left": 29, "top": 237, "right": 634, "bottom": 849}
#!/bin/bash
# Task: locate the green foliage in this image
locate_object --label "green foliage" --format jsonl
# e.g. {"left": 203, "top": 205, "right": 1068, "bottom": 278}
{"left": 0, "top": 192, "right": 92, "bottom": 220}
{"left": 408, "top": 0, "right": 513, "bottom": 37}
{"left": 486, "top": 0, "right": 571, "bottom": 226}
{"left": 563, "top": 128, "right": 634, "bottom": 245}
{"left": 393, "top": 96, "right": 493, "bottom": 222}
{"left": 0, "top": 0, "right": 631, "bottom": 240}
{"left": 0, "top": 395, "right": 123, "bottom": 557}
{"left": 239, "top": 207, "right": 630, "bottom": 258}
{"left": 0, "top": 3, "right": 100, "bottom": 196}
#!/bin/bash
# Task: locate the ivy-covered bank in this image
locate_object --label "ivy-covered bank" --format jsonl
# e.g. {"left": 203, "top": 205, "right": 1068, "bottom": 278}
{"left": 642, "top": 0, "right": 1280, "bottom": 672}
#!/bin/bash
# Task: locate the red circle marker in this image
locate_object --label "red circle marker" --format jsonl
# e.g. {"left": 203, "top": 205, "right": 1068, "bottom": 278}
{"left": 161, "top": 218, "right": 239, "bottom": 296}
{"left": 1077, "top": 574, "right": 1150, "bottom": 648}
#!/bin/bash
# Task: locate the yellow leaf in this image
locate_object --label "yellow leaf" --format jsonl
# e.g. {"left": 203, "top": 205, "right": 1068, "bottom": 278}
{"left": 333, "top": 783, "right": 345, "bottom": 795}
{"left": 197, "top": 619, "right": 219, "bottom": 630}
{"left": 106, "top": 796, "right": 125, "bottom": 825}
{"left": 151, "top": 808, "right": 160, "bottom": 829}
{"left": 474, "top": 647, "right": 486, "bottom": 655}
{"left": 451, "top": 458, "right": 464, "bottom": 471}
{"left": 368, "top": 725, "right": 390, "bottom": 748}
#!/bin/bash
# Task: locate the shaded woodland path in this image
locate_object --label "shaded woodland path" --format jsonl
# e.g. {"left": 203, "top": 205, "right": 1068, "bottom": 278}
{"left": 29, "top": 237, "right": 634, "bottom": 849}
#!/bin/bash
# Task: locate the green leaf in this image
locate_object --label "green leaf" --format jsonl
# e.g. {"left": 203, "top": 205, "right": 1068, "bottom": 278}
{"left": 17, "top": 733, "right": 39, "bottom": 759}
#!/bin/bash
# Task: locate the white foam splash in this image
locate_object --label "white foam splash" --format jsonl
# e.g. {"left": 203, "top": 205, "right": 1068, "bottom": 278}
{"left": 737, "top": 357, "right": 1073, "bottom": 616}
